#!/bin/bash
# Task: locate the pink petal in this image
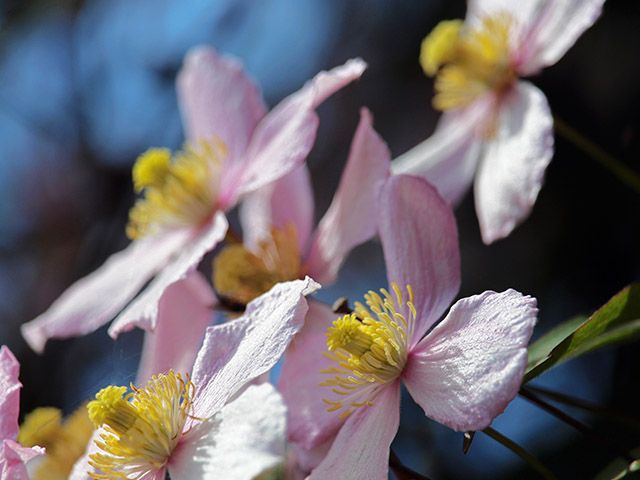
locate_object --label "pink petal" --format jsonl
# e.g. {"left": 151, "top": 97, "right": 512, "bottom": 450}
{"left": 190, "top": 277, "right": 319, "bottom": 419}
{"left": 403, "top": 289, "right": 537, "bottom": 432}
{"left": 379, "top": 175, "right": 460, "bottom": 346}
{"left": 236, "top": 59, "right": 367, "bottom": 196}
{"left": 0, "top": 347, "right": 20, "bottom": 440}
{"left": 290, "top": 438, "right": 333, "bottom": 475}
{"left": 239, "top": 164, "right": 315, "bottom": 253}
{"left": 21, "top": 231, "right": 188, "bottom": 353}
{"left": 474, "top": 81, "right": 553, "bottom": 244}
{"left": 135, "top": 272, "right": 215, "bottom": 385}
{"left": 108, "top": 212, "right": 228, "bottom": 337}
{"left": 68, "top": 430, "right": 101, "bottom": 480}
{"left": 305, "top": 108, "right": 391, "bottom": 284}
{"left": 391, "top": 105, "right": 486, "bottom": 206}
{"left": 0, "top": 440, "right": 44, "bottom": 480}
{"left": 309, "top": 383, "right": 400, "bottom": 480}
{"left": 176, "top": 46, "right": 267, "bottom": 162}
{"left": 278, "top": 301, "right": 345, "bottom": 450}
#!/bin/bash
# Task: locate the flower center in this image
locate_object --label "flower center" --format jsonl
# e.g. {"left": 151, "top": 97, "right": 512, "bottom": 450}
{"left": 420, "top": 14, "right": 516, "bottom": 111}
{"left": 321, "top": 283, "right": 416, "bottom": 418}
{"left": 212, "top": 224, "right": 302, "bottom": 307}
{"left": 126, "top": 140, "right": 225, "bottom": 239}
{"left": 18, "top": 405, "right": 94, "bottom": 480}
{"left": 86, "top": 371, "right": 195, "bottom": 479}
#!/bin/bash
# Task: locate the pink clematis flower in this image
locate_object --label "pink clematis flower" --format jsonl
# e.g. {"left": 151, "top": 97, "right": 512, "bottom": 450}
{"left": 22, "top": 47, "right": 366, "bottom": 353}
{"left": 279, "top": 175, "right": 538, "bottom": 478}
{"left": 69, "top": 277, "right": 318, "bottom": 480}
{"left": 392, "top": 0, "right": 604, "bottom": 243}
{"left": 0, "top": 346, "right": 45, "bottom": 479}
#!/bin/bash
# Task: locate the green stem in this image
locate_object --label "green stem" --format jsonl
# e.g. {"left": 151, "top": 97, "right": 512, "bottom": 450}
{"left": 554, "top": 116, "right": 640, "bottom": 194}
{"left": 482, "top": 427, "right": 558, "bottom": 480}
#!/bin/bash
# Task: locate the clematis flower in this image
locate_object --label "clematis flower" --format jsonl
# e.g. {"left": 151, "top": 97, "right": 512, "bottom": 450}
{"left": 0, "top": 346, "right": 45, "bottom": 479}
{"left": 279, "top": 175, "right": 538, "bottom": 478}
{"left": 69, "top": 277, "right": 318, "bottom": 480}
{"left": 22, "top": 47, "right": 365, "bottom": 353}
{"left": 392, "top": 0, "right": 604, "bottom": 243}
{"left": 212, "top": 107, "right": 391, "bottom": 306}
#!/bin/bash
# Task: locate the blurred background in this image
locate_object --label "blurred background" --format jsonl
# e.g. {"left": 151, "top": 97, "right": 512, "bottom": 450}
{"left": 0, "top": 0, "right": 638, "bottom": 478}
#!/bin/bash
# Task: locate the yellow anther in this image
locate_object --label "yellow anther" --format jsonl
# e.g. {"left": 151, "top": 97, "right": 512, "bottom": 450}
{"left": 87, "top": 371, "right": 195, "bottom": 479}
{"left": 18, "top": 407, "right": 62, "bottom": 449}
{"left": 132, "top": 148, "right": 172, "bottom": 192}
{"left": 421, "top": 14, "right": 515, "bottom": 111}
{"left": 213, "top": 224, "right": 302, "bottom": 306}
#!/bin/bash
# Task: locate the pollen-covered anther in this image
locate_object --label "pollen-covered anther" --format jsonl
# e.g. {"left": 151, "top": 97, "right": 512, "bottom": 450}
{"left": 86, "top": 371, "right": 196, "bottom": 480}
{"left": 421, "top": 13, "right": 516, "bottom": 111}
{"left": 321, "top": 283, "right": 416, "bottom": 417}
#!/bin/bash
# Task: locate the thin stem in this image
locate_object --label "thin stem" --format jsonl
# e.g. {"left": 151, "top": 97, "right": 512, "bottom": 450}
{"left": 554, "top": 116, "right": 640, "bottom": 194}
{"left": 520, "top": 387, "right": 635, "bottom": 464}
{"left": 482, "top": 427, "right": 558, "bottom": 480}
{"left": 389, "top": 449, "right": 432, "bottom": 480}
{"left": 527, "top": 385, "right": 640, "bottom": 431}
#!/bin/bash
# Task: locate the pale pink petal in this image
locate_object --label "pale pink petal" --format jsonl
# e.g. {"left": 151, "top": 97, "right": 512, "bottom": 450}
{"left": 0, "top": 440, "right": 44, "bottom": 480}
{"left": 236, "top": 59, "right": 367, "bottom": 197}
{"left": 474, "top": 81, "right": 553, "bottom": 244}
{"left": 239, "top": 164, "right": 315, "bottom": 253}
{"left": 169, "top": 384, "right": 285, "bottom": 480}
{"left": 109, "top": 212, "right": 228, "bottom": 337}
{"left": 176, "top": 46, "right": 267, "bottom": 161}
{"left": 403, "top": 289, "right": 537, "bottom": 432}
{"left": 290, "top": 437, "right": 333, "bottom": 475}
{"left": 309, "top": 383, "right": 400, "bottom": 480}
{"left": 21, "top": 231, "right": 189, "bottom": 353}
{"left": 391, "top": 105, "right": 486, "bottom": 206}
{"left": 379, "top": 175, "right": 460, "bottom": 346}
{"left": 279, "top": 301, "right": 345, "bottom": 450}
{"left": 135, "top": 272, "right": 215, "bottom": 385}
{"left": 190, "top": 277, "right": 319, "bottom": 419}
{"left": 0, "top": 347, "right": 20, "bottom": 440}
{"left": 68, "top": 430, "right": 101, "bottom": 480}
{"left": 305, "top": 108, "right": 391, "bottom": 284}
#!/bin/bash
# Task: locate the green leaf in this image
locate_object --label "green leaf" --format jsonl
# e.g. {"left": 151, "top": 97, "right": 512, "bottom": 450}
{"left": 525, "top": 284, "right": 640, "bottom": 382}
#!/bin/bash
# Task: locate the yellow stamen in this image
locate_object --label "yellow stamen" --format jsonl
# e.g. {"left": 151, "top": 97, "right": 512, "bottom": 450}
{"left": 321, "top": 283, "right": 416, "bottom": 417}
{"left": 213, "top": 224, "right": 302, "bottom": 306}
{"left": 18, "top": 405, "right": 94, "bottom": 480}
{"left": 87, "top": 371, "right": 195, "bottom": 479}
{"left": 421, "top": 14, "right": 515, "bottom": 111}
{"left": 126, "top": 140, "right": 226, "bottom": 240}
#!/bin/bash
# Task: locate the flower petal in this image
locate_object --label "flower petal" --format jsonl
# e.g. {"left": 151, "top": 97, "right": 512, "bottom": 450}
{"left": 309, "top": 383, "right": 400, "bottom": 480}
{"left": 0, "top": 347, "right": 20, "bottom": 440}
{"left": 0, "top": 440, "right": 44, "bottom": 480}
{"left": 391, "top": 106, "right": 484, "bottom": 206}
{"left": 169, "top": 383, "right": 286, "bottom": 480}
{"left": 379, "top": 175, "right": 460, "bottom": 345}
{"left": 236, "top": 58, "right": 367, "bottom": 197}
{"left": 135, "top": 272, "right": 215, "bottom": 385}
{"left": 305, "top": 108, "right": 391, "bottom": 284}
{"left": 474, "top": 81, "right": 553, "bottom": 244}
{"left": 176, "top": 46, "right": 267, "bottom": 161}
{"left": 190, "top": 277, "right": 319, "bottom": 419}
{"left": 404, "top": 289, "right": 537, "bottom": 432}
{"left": 21, "top": 231, "right": 189, "bottom": 353}
{"left": 239, "top": 164, "right": 315, "bottom": 253}
{"left": 279, "top": 301, "right": 345, "bottom": 450}
{"left": 108, "top": 212, "right": 228, "bottom": 337}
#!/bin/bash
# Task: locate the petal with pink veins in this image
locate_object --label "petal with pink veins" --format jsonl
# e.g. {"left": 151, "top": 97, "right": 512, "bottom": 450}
{"left": 135, "top": 272, "right": 215, "bottom": 385}
{"left": 403, "top": 289, "right": 537, "bottom": 432}
{"left": 190, "top": 277, "right": 319, "bottom": 419}
{"left": 279, "top": 301, "right": 345, "bottom": 450}
{"left": 305, "top": 108, "right": 391, "bottom": 285}
{"left": 109, "top": 212, "right": 228, "bottom": 337}
{"left": 0, "top": 440, "right": 44, "bottom": 480}
{"left": 176, "top": 46, "right": 267, "bottom": 162}
{"left": 0, "top": 347, "right": 20, "bottom": 440}
{"left": 21, "top": 230, "right": 190, "bottom": 353}
{"left": 169, "top": 384, "right": 286, "bottom": 480}
{"left": 379, "top": 175, "right": 460, "bottom": 346}
{"left": 236, "top": 59, "right": 367, "bottom": 197}
{"left": 309, "top": 382, "right": 400, "bottom": 480}
{"left": 239, "top": 164, "right": 315, "bottom": 253}
{"left": 474, "top": 81, "right": 553, "bottom": 244}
